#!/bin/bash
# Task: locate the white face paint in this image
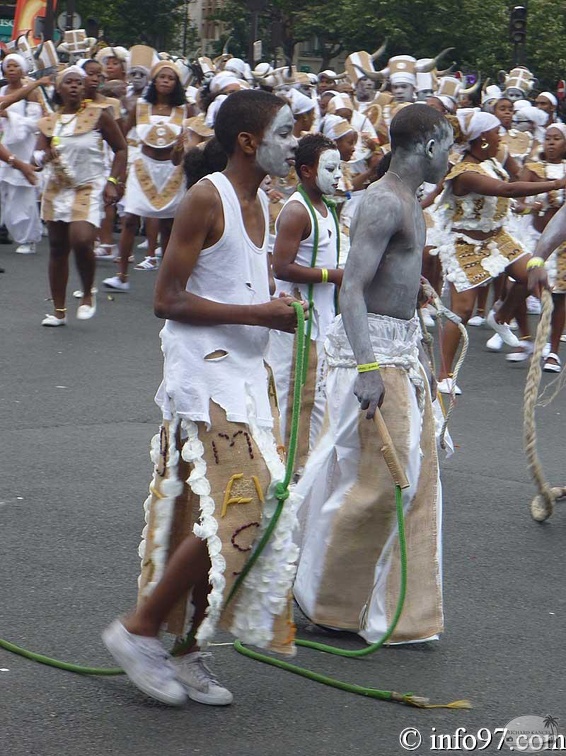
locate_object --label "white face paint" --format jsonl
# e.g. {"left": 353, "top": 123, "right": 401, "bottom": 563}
{"left": 256, "top": 105, "right": 298, "bottom": 178}
{"left": 505, "top": 87, "right": 524, "bottom": 102}
{"left": 316, "top": 149, "right": 342, "bottom": 196}
{"left": 391, "top": 83, "right": 415, "bottom": 103}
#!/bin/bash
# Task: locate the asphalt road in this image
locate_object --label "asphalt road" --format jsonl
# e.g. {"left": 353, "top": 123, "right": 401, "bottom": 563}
{"left": 1, "top": 239, "right": 565, "bottom": 756}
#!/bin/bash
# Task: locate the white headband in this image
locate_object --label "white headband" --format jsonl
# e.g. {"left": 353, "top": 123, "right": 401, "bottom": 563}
{"left": 205, "top": 94, "right": 228, "bottom": 128}
{"left": 2, "top": 53, "right": 28, "bottom": 73}
{"left": 546, "top": 122, "right": 566, "bottom": 140}
{"left": 539, "top": 91, "right": 558, "bottom": 108}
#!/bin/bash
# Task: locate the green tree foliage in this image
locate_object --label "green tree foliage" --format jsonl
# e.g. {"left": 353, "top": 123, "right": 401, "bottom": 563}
{"left": 72, "top": 0, "right": 186, "bottom": 50}
{"left": 210, "top": 0, "right": 566, "bottom": 89}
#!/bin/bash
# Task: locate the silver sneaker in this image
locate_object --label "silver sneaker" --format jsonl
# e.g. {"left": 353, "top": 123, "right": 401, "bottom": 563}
{"left": 173, "top": 652, "right": 233, "bottom": 706}
{"left": 102, "top": 620, "right": 186, "bottom": 706}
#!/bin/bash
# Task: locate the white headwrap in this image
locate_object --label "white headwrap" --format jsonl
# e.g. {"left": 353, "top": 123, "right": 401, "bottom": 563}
{"left": 437, "top": 95, "right": 457, "bottom": 113}
{"left": 514, "top": 104, "right": 548, "bottom": 127}
{"left": 539, "top": 91, "right": 558, "bottom": 108}
{"left": 56, "top": 65, "right": 87, "bottom": 87}
{"left": 321, "top": 114, "right": 355, "bottom": 141}
{"left": 209, "top": 72, "right": 241, "bottom": 96}
{"left": 457, "top": 108, "right": 500, "bottom": 142}
{"left": 287, "top": 88, "right": 314, "bottom": 116}
{"left": 546, "top": 122, "right": 566, "bottom": 140}
{"left": 224, "top": 57, "right": 248, "bottom": 80}
{"left": 2, "top": 53, "right": 28, "bottom": 73}
{"left": 205, "top": 94, "right": 228, "bottom": 128}
{"left": 327, "top": 94, "right": 354, "bottom": 114}
{"left": 481, "top": 84, "right": 502, "bottom": 105}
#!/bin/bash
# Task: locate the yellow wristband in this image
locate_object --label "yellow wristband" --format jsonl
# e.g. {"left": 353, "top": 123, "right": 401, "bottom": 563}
{"left": 321, "top": 268, "right": 329, "bottom": 284}
{"left": 107, "top": 176, "right": 118, "bottom": 185}
{"left": 526, "top": 257, "right": 545, "bottom": 270}
{"left": 357, "top": 362, "right": 380, "bottom": 373}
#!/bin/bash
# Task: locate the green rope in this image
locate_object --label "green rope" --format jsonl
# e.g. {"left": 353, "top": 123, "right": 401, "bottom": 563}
{"left": 0, "top": 302, "right": 469, "bottom": 708}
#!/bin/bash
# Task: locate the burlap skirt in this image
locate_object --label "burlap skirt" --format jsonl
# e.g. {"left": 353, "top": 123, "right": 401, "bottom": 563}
{"left": 138, "top": 400, "right": 300, "bottom": 655}
{"left": 294, "top": 315, "right": 443, "bottom": 644}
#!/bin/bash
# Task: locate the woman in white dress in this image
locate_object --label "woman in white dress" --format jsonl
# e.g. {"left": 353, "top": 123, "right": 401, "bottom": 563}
{"left": 103, "top": 62, "right": 187, "bottom": 291}
{"left": 35, "top": 67, "right": 127, "bottom": 327}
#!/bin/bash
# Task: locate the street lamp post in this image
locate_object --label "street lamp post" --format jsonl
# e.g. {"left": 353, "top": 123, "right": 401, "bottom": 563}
{"left": 245, "top": 0, "right": 266, "bottom": 65}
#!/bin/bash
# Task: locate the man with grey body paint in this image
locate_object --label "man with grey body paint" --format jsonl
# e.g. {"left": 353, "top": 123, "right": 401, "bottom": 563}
{"left": 294, "top": 105, "right": 452, "bottom": 644}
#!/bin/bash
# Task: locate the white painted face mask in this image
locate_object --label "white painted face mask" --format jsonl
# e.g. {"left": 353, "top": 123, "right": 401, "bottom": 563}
{"left": 316, "top": 149, "right": 342, "bottom": 196}
{"left": 256, "top": 105, "right": 298, "bottom": 178}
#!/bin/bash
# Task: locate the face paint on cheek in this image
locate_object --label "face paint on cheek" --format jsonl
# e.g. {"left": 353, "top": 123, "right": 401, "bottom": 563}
{"left": 316, "top": 149, "right": 342, "bottom": 195}
{"left": 256, "top": 106, "right": 297, "bottom": 178}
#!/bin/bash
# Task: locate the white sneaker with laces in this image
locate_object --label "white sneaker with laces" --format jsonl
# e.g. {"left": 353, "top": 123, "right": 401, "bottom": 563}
{"left": 437, "top": 377, "right": 462, "bottom": 396}
{"left": 102, "top": 620, "right": 186, "bottom": 706}
{"left": 103, "top": 275, "right": 130, "bottom": 292}
{"left": 486, "top": 333, "right": 503, "bottom": 352}
{"left": 467, "top": 315, "right": 486, "bottom": 327}
{"left": 173, "top": 652, "right": 233, "bottom": 706}
{"left": 16, "top": 243, "right": 36, "bottom": 254}
{"left": 486, "top": 310, "right": 520, "bottom": 347}
{"left": 135, "top": 256, "right": 159, "bottom": 271}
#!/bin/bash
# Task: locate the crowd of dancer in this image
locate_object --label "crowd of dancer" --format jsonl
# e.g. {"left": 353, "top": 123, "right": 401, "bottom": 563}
{"left": 4, "top": 30, "right": 565, "bottom": 708}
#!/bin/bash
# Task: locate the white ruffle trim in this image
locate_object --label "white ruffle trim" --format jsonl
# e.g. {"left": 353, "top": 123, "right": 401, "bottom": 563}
{"left": 227, "top": 393, "right": 301, "bottom": 651}
{"left": 138, "top": 419, "right": 182, "bottom": 597}
{"left": 179, "top": 418, "right": 227, "bottom": 647}
{"left": 436, "top": 232, "right": 516, "bottom": 293}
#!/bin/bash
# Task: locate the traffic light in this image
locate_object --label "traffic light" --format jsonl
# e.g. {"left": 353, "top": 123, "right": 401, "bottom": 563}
{"left": 510, "top": 5, "right": 527, "bottom": 45}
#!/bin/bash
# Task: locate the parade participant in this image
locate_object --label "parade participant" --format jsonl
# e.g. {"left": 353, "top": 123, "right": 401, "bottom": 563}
{"left": 36, "top": 67, "right": 127, "bottom": 326}
{"left": 288, "top": 88, "right": 316, "bottom": 137}
{"left": 501, "top": 66, "right": 536, "bottom": 102}
{"left": 294, "top": 104, "right": 450, "bottom": 644}
{"left": 81, "top": 58, "right": 124, "bottom": 261}
{"left": 103, "top": 62, "right": 187, "bottom": 288}
{"left": 534, "top": 92, "right": 558, "bottom": 126}
{"left": 434, "top": 110, "right": 566, "bottom": 393}
{"left": 95, "top": 46, "right": 129, "bottom": 83}
{"left": 268, "top": 134, "right": 342, "bottom": 469}
{"left": 0, "top": 54, "right": 47, "bottom": 254}
{"left": 317, "top": 70, "right": 338, "bottom": 95}
{"left": 102, "top": 90, "right": 306, "bottom": 706}
{"left": 519, "top": 124, "right": 566, "bottom": 371}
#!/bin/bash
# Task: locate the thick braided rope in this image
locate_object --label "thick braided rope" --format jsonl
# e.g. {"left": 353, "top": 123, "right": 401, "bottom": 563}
{"left": 523, "top": 289, "right": 555, "bottom": 519}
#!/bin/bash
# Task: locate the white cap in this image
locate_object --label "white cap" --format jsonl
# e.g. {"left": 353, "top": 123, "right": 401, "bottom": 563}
{"left": 318, "top": 70, "right": 337, "bottom": 80}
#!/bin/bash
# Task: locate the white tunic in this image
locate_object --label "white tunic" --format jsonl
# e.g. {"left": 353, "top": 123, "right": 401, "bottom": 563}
{"left": 156, "top": 172, "right": 273, "bottom": 428}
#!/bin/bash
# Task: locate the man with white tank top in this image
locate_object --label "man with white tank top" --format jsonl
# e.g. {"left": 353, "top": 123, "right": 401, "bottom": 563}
{"left": 102, "top": 90, "right": 308, "bottom": 708}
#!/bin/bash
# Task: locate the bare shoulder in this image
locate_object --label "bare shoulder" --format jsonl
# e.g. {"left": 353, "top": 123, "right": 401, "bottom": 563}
{"left": 355, "top": 178, "right": 406, "bottom": 227}
{"left": 278, "top": 198, "right": 310, "bottom": 224}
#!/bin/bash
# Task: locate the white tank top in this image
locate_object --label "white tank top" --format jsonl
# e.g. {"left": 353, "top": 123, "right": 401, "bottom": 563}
{"left": 156, "top": 172, "right": 273, "bottom": 427}
{"left": 274, "top": 190, "right": 338, "bottom": 341}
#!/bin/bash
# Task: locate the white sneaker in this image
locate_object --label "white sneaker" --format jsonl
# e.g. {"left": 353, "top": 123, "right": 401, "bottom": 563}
{"left": 526, "top": 296, "right": 542, "bottom": 315}
{"left": 155, "top": 246, "right": 163, "bottom": 259}
{"left": 509, "top": 319, "right": 518, "bottom": 331}
{"left": 173, "top": 652, "right": 233, "bottom": 706}
{"left": 437, "top": 377, "right": 462, "bottom": 396}
{"left": 16, "top": 243, "right": 36, "bottom": 254}
{"left": 506, "top": 341, "right": 534, "bottom": 362}
{"left": 467, "top": 315, "right": 486, "bottom": 327}
{"left": 41, "top": 313, "right": 66, "bottom": 327}
{"left": 486, "top": 310, "right": 520, "bottom": 347}
{"left": 137, "top": 239, "right": 149, "bottom": 249}
{"left": 103, "top": 275, "right": 130, "bottom": 292}
{"left": 134, "top": 256, "right": 159, "bottom": 271}
{"left": 102, "top": 620, "right": 186, "bottom": 706}
{"left": 73, "top": 287, "right": 98, "bottom": 299}
{"left": 77, "top": 294, "right": 97, "bottom": 320}
{"left": 486, "top": 333, "right": 503, "bottom": 352}
{"left": 94, "top": 244, "right": 118, "bottom": 260}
